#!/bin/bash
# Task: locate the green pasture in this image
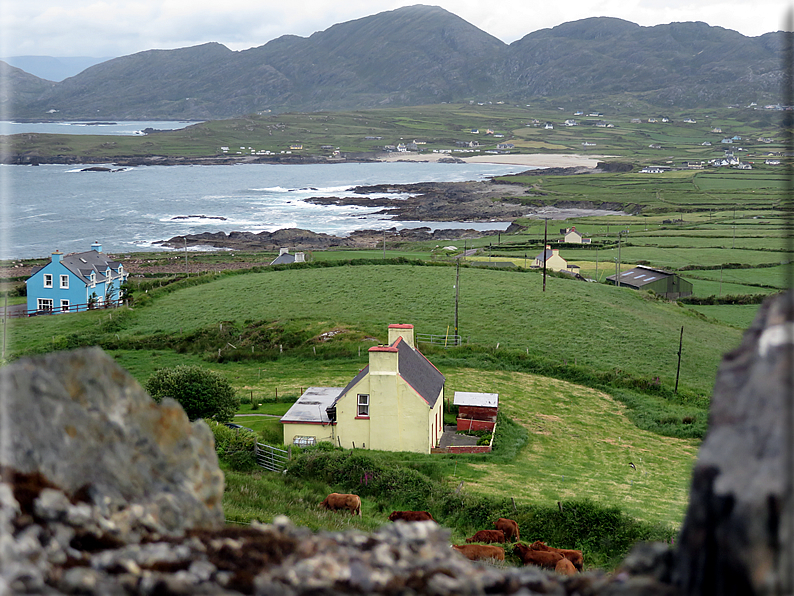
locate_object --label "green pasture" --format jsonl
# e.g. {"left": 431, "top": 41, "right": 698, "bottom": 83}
{"left": 9, "top": 263, "right": 744, "bottom": 397}
{"left": 444, "top": 369, "right": 697, "bottom": 528}
{"left": 686, "top": 304, "right": 763, "bottom": 329}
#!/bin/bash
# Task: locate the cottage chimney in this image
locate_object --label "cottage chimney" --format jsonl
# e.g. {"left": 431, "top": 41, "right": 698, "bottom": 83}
{"left": 295, "top": 252, "right": 305, "bottom": 263}
{"left": 91, "top": 241, "right": 102, "bottom": 253}
{"left": 51, "top": 250, "right": 63, "bottom": 264}
{"left": 368, "top": 345, "right": 399, "bottom": 374}
{"left": 388, "top": 324, "right": 415, "bottom": 348}
{"left": 279, "top": 248, "right": 289, "bottom": 256}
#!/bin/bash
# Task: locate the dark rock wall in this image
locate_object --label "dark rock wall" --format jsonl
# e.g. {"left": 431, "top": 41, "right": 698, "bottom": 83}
{"left": 673, "top": 292, "right": 794, "bottom": 595}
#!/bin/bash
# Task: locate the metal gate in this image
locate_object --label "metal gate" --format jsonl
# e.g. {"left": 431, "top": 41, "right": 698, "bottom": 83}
{"left": 256, "top": 442, "right": 289, "bottom": 472}
{"left": 416, "top": 332, "right": 462, "bottom": 347}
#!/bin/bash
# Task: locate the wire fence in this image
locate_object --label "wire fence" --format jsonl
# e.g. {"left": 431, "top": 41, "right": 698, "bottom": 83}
{"left": 416, "top": 332, "right": 462, "bottom": 347}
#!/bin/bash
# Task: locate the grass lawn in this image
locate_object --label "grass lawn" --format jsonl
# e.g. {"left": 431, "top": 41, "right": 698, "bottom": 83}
{"left": 444, "top": 369, "right": 697, "bottom": 529}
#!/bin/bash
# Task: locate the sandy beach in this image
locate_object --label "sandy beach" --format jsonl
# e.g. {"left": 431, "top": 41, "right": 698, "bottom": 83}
{"left": 379, "top": 152, "right": 611, "bottom": 168}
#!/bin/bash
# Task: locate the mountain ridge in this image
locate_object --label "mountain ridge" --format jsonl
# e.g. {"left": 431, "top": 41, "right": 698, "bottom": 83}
{"left": 3, "top": 5, "right": 783, "bottom": 120}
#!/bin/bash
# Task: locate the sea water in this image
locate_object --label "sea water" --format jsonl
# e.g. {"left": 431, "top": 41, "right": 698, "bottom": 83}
{"left": 1, "top": 161, "right": 531, "bottom": 260}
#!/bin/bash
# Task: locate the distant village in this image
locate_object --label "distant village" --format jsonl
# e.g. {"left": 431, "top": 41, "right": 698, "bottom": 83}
{"left": 219, "top": 103, "right": 781, "bottom": 171}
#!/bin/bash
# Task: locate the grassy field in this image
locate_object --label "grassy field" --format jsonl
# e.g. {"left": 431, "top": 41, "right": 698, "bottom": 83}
{"left": 7, "top": 263, "right": 745, "bottom": 397}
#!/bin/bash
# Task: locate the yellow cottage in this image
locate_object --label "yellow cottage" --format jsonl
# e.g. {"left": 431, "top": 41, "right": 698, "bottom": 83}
{"left": 281, "top": 324, "right": 445, "bottom": 453}
{"left": 531, "top": 245, "right": 569, "bottom": 272}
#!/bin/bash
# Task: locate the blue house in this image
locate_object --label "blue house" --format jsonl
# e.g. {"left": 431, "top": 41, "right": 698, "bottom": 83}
{"left": 26, "top": 242, "right": 128, "bottom": 313}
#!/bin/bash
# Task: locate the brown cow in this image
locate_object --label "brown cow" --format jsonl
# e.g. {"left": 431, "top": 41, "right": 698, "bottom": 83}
{"left": 465, "top": 529, "right": 505, "bottom": 544}
{"left": 513, "top": 543, "right": 563, "bottom": 569}
{"left": 319, "top": 493, "right": 361, "bottom": 516}
{"left": 452, "top": 544, "right": 505, "bottom": 562}
{"left": 555, "top": 557, "right": 578, "bottom": 575}
{"left": 530, "top": 540, "right": 584, "bottom": 571}
{"left": 493, "top": 518, "right": 520, "bottom": 542}
{"left": 388, "top": 511, "right": 435, "bottom": 522}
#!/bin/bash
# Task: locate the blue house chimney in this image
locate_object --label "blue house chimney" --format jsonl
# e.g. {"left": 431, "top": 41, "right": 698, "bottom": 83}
{"left": 52, "top": 250, "right": 63, "bottom": 264}
{"left": 91, "top": 241, "right": 102, "bottom": 253}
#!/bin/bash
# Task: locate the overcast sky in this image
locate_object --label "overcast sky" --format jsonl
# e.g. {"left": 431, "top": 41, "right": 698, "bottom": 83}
{"left": 1, "top": 0, "right": 791, "bottom": 59}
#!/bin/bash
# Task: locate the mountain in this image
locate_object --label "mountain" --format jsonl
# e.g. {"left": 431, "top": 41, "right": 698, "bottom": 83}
{"left": 6, "top": 5, "right": 783, "bottom": 121}
{"left": 2, "top": 56, "right": 113, "bottom": 82}
{"left": 0, "top": 62, "right": 57, "bottom": 113}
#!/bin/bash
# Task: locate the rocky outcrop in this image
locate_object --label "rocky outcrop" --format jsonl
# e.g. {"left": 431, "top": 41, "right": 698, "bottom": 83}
{"left": 672, "top": 291, "right": 794, "bottom": 595}
{"left": 0, "top": 347, "right": 225, "bottom": 534}
{"left": 156, "top": 226, "right": 503, "bottom": 251}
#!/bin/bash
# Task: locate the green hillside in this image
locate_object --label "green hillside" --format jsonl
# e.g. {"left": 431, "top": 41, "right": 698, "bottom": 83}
{"left": 9, "top": 261, "right": 743, "bottom": 397}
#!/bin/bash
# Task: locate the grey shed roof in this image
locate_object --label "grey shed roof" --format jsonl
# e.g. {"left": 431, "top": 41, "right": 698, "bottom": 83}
{"left": 453, "top": 392, "right": 499, "bottom": 408}
{"left": 606, "top": 264, "right": 673, "bottom": 288}
{"left": 270, "top": 253, "right": 298, "bottom": 265}
{"left": 280, "top": 387, "right": 343, "bottom": 424}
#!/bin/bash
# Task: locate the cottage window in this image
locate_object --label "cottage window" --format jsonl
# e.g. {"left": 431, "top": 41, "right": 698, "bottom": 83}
{"left": 43, "top": 274, "right": 53, "bottom": 288}
{"left": 60, "top": 299, "right": 70, "bottom": 312}
{"left": 37, "top": 298, "right": 53, "bottom": 312}
{"left": 60, "top": 275, "right": 69, "bottom": 289}
{"left": 357, "top": 394, "right": 369, "bottom": 417}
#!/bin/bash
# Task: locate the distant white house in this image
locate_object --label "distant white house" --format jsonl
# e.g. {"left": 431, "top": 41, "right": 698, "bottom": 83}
{"left": 562, "top": 226, "right": 591, "bottom": 244}
{"left": 271, "top": 248, "right": 305, "bottom": 265}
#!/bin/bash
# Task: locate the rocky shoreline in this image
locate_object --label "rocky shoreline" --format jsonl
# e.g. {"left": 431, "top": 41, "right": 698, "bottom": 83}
{"left": 156, "top": 171, "right": 633, "bottom": 252}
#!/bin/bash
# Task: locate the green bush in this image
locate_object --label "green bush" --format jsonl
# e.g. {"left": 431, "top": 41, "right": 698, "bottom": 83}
{"left": 206, "top": 420, "right": 259, "bottom": 471}
{"left": 145, "top": 365, "right": 239, "bottom": 422}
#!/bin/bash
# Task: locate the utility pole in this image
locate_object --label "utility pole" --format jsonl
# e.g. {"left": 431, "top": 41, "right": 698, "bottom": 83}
{"left": 617, "top": 232, "right": 622, "bottom": 287}
{"left": 674, "top": 326, "right": 684, "bottom": 394}
{"left": 732, "top": 204, "right": 736, "bottom": 249}
{"left": 184, "top": 237, "right": 188, "bottom": 276}
{"left": 383, "top": 229, "right": 386, "bottom": 260}
{"left": 2, "top": 294, "right": 7, "bottom": 362}
{"left": 454, "top": 260, "right": 460, "bottom": 345}
{"left": 542, "top": 218, "right": 548, "bottom": 292}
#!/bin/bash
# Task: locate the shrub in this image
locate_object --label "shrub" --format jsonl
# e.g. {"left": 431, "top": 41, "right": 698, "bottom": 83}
{"left": 145, "top": 365, "right": 239, "bottom": 422}
{"left": 206, "top": 421, "right": 258, "bottom": 471}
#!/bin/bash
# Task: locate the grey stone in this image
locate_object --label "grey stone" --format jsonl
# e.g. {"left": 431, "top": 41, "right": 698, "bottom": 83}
{"left": 0, "top": 347, "right": 224, "bottom": 534}
{"left": 673, "top": 291, "right": 794, "bottom": 595}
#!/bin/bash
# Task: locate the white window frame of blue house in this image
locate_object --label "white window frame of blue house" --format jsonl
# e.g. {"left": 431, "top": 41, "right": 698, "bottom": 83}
{"left": 60, "top": 299, "right": 70, "bottom": 312}
{"left": 60, "top": 274, "right": 69, "bottom": 289}
{"left": 37, "top": 298, "right": 53, "bottom": 311}
{"left": 43, "top": 274, "right": 53, "bottom": 288}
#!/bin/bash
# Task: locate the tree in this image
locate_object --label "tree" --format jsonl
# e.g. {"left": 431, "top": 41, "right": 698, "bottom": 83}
{"left": 145, "top": 365, "right": 239, "bottom": 423}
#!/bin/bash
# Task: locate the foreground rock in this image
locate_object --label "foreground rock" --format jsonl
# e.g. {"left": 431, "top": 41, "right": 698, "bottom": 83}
{"left": 672, "top": 291, "right": 794, "bottom": 595}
